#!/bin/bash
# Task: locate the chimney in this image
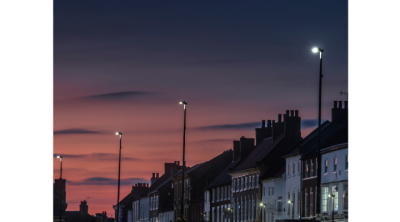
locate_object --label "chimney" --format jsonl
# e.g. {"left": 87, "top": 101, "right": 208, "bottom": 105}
{"left": 151, "top": 173, "right": 158, "bottom": 185}
{"left": 284, "top": 110, "right": 302, "bottom": 146}
{"left": 233, "top": 140, "right": 241, "bottom": 161}
{"left": 239, "top": 136, "right": 255, "bottom": 158}
{"left": 278, "top": 114, "right": 282, "bottom": 122}
{"left": 156, "top": 173, "right": 159, "bottom": 178}
{"left": 331, "top": 101, "right": 348, "bottom": 123}
{"left": 272, "top": 114, "right": 285, "bottom": 141}
{"left": 80, "top": 200, "right": 88, "bottom": 216}
{"left": 255, "top": 119, "right": 272, "bottom": 146}
{"left": 165, "top": 162, "right": 180, "bottom": 175}
{"left": 177, "top": 161, "right": 180, "bottom": 166}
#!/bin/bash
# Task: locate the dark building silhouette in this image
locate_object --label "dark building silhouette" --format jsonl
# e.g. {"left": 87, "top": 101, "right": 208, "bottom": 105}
{"left": 173, "top": 150, "right": 234, "bottom": 222}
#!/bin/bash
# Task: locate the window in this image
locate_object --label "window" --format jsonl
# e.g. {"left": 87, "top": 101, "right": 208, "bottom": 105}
{"left": 293, "top": 162, "right": 296, "bottom": 174}
{"left": 272, "top": 186, "right": 274, "bottom": 195}
{"left": 343, "top": 185, "right": 348, "bottom": 211}
{"left": 298, "top": 160, "right": 301, "bottom": 174}
{"left": 241, "top": 177, "right": 244, "bottom": 190}
{"left": 268, "top": 186, "right": 271, "bottom": 196}
{"left": 233, "top": 201, "right": 236, "bottom": 222}
{"left": 245, "top": 177, "right": 248, "bottom": 189}
{"left": 334, "top": 157, "right": 337, "bottom": 172}
{"left": 316, "top": 158, "right": 318, "bottom": 175}
{"left": 287, "top": 193, "right": 290, "bottom": 215}
{"left": 249, "top": 176, "right": 252, "bottom": 188}
{"left": 345, "top": 155, "right": 348, "bottom": 170}
{"left": 277, "top": 196, "right": 282, "bottom": 212}
{"left": 233, "top": 179, "right": 236, "bottom": 192}
{"left": 311, "top": 160, "right": 314, "bottom": 177}
{"left": 252, "top": 175, "right": 255, "bottom": 187}
{"left": 172, "top": 183, "right": 174, "bottom": 188}
{"left": 256, "top": 175, "right": 259, "bottom": 186}
{"left": 297, "top": 190, "right": 300, "bottom": 215}
{"left": 306, "top": 164, "right": 309, "bottom": 177}
{"left": 332, "top": 185, "right": 338, "bottom": 211}
{"left": 292, "top": 193, "right": 295, "bottom": 216}
{"left": 315, "top": 187, "right": 317, "bottom": 215}
{"left": 305, "top": 190, "right": 308, "bottom": 217}
{"left": 322, "top": 187, "right": 329, "bottom": 212}
{"left": 310, "top": 188, "right": 313, "bottom": 216}
{"left": 325, "top": 159, "right": 328, "bottom": 173}
{"left": 288, "top": 163, "right": 291, "bottom": 174}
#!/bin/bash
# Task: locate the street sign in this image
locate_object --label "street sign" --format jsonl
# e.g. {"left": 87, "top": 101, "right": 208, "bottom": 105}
{"left": 316, "top": 214, "right": 321, "bottom": 221}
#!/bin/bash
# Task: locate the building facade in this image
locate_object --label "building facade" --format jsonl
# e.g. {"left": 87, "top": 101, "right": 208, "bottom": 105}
{"left": 320, "top": 143, "right": 348, "bottom": 221}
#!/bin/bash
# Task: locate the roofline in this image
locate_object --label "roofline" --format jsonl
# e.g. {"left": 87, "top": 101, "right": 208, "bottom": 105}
{"left": 283, "top": 150, "right": 301, "bottom": 158}
{"left": 321, "top": 142, "right": 348, "bottom": 154}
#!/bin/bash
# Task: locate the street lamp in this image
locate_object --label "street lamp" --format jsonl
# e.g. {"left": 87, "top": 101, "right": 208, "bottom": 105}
{"left": 115, "top": 132, "right": 122, "bottom": 222}
{"left": 312, "top": 46, "right": 324, "bottom": 216}
{"left": 328, "top": 189, "right": 337, "bottom": 222}
{"left": 56, "top": 155, "right": 63, "bottom": 222}
{"left": 179, "top": 101, "right": 187, "bottom": 219}
{"left": 288, "top": 200, "right": 294, "bottom": 220}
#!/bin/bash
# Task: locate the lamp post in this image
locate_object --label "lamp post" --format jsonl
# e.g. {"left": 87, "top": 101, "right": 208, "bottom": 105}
{"left": 179, "top": 101, "right": 187, "bottom": 220}
{"left": 115, "top": 132, "right": 122, "bottom": 222}
{"left": 288, "top": 200, "right": 294, "bottom": 220}
{"left": 312, "top": 47, "right": 324, "bottom": 216}
{"left": 328, "top": 194, "right": 335, "bottom": 222}
{"left": 57, "top": 155, "right": 63, "bottom": 222}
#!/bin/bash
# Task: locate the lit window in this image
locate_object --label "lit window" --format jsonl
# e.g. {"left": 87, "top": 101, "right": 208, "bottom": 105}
{"left": 306, "top": 164, "right": 309, "bottom": 177}
{"left": 343, "top": 185, "right": 348, "bottom": 210}
{"left": 321, "top": 187, "right": 329, "bottom": 212}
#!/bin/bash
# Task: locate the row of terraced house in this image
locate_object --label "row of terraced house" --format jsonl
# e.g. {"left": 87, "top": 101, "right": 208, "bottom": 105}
{"left": 115, "top": 101, "right": 348, "bottom": 222}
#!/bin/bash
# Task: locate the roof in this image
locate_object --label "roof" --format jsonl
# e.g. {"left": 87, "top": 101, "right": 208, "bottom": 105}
{"left": 208, "top": 158, "right": 241, "bottom": 189}
{"left": 300, "top": 121, "right": 348, "bottom": 158}
{"left": 259, "top": 157, "right": 286, "bottom": 180}
{"left": 283, "top": 121, "right": 331, "bottom": 158}
{"left": 231, "top": 134, "right": 285, "bottom": 173}
{"left": 148, "top": 169, "right": 182, "bottom": 195}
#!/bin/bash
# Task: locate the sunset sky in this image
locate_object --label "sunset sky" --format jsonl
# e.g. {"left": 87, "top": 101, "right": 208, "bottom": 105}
{"left": 54, "top": 0, "right": 348, "bottom": 215}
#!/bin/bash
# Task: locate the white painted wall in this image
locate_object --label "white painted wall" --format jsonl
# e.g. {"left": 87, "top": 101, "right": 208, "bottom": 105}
{"left": 321, "top": 146, "right": 348, "bottom": 218}
{"left": 285, "top": 154, "right": 302, "bottom": 220}
{"left": 261, "top": 173, "right": 286, "bottom": 222}
{"left": 133, "top": 200, "right": 140, "bottom": 222}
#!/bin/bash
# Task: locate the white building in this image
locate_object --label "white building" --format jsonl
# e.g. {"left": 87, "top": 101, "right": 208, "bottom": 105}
{"left": 261, "top": 172, "right": 286, "bottom": 222}
{"left": 284, "top": 151, "right": 302, "bottom": 220}
{"left": 320, "top": 143, "right": 348, "bottom": 221}
{"left": 140, "top": 196, "right": 150, "bottom": 222}
{"left": 132, "top": 199, "right": 140, "bottom": 222}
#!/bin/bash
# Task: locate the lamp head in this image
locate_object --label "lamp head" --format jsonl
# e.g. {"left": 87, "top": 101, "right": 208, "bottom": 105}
{"left": 328, "top": 194, "right": 331, "bottom": 197}
{"left": 116, "top": 132, "right": 122, "bottom": 135}
{"left": 312, "top": 47, "right": 324, "bottom": 53}
{"left": 179, "top": 101, "right": 187, "bottom": 105}
{"left": 57, "top": 155, "right": 62, "bottom": 159}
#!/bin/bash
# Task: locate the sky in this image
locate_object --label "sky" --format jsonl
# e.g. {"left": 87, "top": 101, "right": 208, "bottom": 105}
{"left": 54, "top": 0, "right": 348, "bottom": 216}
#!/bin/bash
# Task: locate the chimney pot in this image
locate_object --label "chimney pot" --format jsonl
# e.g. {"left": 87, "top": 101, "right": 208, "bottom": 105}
{"left": 267, "top": 120, "right": 271, "bottom": 128}
{"left": 278, "top": 114, "right": 282, "bottom": 123}
{"left": 262, "top": 120, "right": 265, "bottom": 128}
{"left": 334, "top": 101, "right": 338, "bottom": 108}
{"left": 344, "top": 101, "right": 348, "bottom": 109}
{"left": 290, "top": 110, "right": 294, "bottom": 116}
{"left": 295, "top": 110, "right": 298, "bottom": 117}
{"left": 286, "top": 110, "right": 289, "bottom": 116}
{"left": 272, "top": 120, "right": 275, "bottom": 125}
{"left": 156, "top": 173, "right": 159, "bottom": 178}
{"left": 339, "top": 101, "right": 343, "bottom": 109}
{"left": 152, "top": 173, "right": 155, "bottom": 178}
{"left": 177, "top": 161, "right": 180, "bottom": 166}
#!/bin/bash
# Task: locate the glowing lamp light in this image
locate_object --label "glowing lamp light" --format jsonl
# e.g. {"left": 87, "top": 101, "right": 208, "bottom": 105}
{"left": 57, "top": 156, "right": 60, "bottom": 158}
{"left": 312, "top": 47, "right": 319, "bottom": 53}
{"left": 179, "top": 102, "right": 183, "bottom": 104}
{"left": 116, "top": 132, "right": 119, "bottom": 135}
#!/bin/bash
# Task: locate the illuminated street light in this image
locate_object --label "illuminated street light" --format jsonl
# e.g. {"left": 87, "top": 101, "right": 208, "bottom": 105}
{"left": 179, "top": 101, "right": 187, "bottom": 219}
{"left": 115, "top": 132, "right": 123, "bottom": 222}
{"left": 312, "top": 46, "right": 324, "bottom": 217}
{"left": 55, "top": 155, "right": 63, "bottom": 222}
